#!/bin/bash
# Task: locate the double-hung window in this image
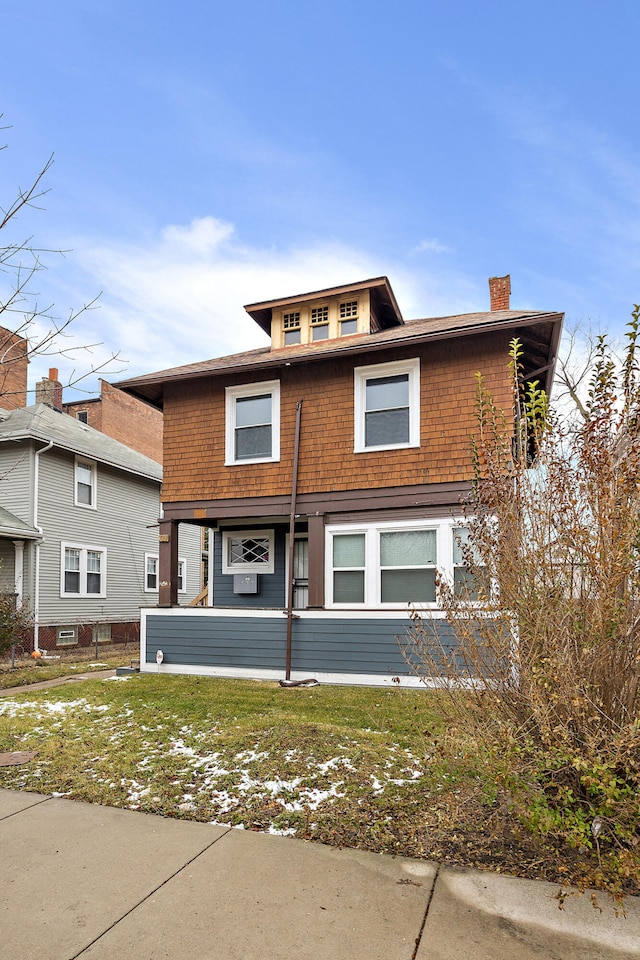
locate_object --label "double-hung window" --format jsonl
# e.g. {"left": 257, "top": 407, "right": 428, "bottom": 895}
{"left": 225, "top": 381, "right": 280, "bottom": 465}
{"left": 144, "top": 554, "right": 186, "bottom": 592}
{"left": 354, "top": 359, "right": 420, "bottom": 452}
{"left": 452, "top": 526, "right": 489, "bottom": 601}
{"left": 61, "top": 543, "right": 106, "bottom": 598}
{"left": 327, "top": 521, "right": 439, "bottom": 607}
{"left": 75, "top": 457, "right": 96, "bottom": 507}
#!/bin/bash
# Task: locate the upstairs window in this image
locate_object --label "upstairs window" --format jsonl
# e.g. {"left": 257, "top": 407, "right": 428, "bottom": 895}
{"left": 340, "top": 300, "right": 358, "bottom": 335}
{"left": 75, "top": 457, "right": 96, "bottom": 508}
{"left": 76, "top": 411, "right": 88, "bottom": 424}
{"left": 283, "top": 311, "right": 301, "bottom": 345}
{"left": 225, "top": 381, "right": 280, "bottom": 465}
{"left": 354, "top": 359, "right": 420, "bottom": 453}
{"left": 311, "top": 305, "right": 329, "bottom": 341}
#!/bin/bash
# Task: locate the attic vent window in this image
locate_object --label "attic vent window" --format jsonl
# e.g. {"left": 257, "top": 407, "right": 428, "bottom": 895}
{"left": 311, "top": 304, "right": 329, "bottom": 341}
{"left": 283, "top": 311, "right": 301, "bottom": 345}
{"left": 340, "top": 300, "right": 358, "bottom": 335}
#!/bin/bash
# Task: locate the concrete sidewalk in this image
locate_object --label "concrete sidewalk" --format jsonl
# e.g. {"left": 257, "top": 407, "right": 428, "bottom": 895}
{"left": 1, "top": 789, "right": 638, "bottom": 960}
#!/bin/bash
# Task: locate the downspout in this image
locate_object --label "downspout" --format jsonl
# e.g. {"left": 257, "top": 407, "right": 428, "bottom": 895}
{"left": 33, "top": 440, "right": 54, "bottom": 651}
{"left": 285, "top": 400, "right": 303, "bottom": 680}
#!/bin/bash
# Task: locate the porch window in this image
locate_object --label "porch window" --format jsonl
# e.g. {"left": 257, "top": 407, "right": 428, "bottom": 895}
{"left": 225, "top": 380, "right": 280, "bottom": 465}
{"left": 327, "top": 520, "right": 440, "bottom": 607}
{"left": 380, "top": 530, "right": 436, "bottom": 603}
{"left": 221, "top": 529, "right": 275, "bottom": 575}
{"left": 332, "top": 533, "right": 365, "bottom": 603}
{"left": 453, "top": 526, "right": 489, "bottom": 601}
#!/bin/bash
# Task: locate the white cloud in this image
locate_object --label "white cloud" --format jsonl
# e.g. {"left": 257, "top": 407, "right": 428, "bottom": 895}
{"left": 26, "top": 216, "right": 486, "bottom": 399}
{"left": 412, "top": 238, "right": 452, "bottom": 255}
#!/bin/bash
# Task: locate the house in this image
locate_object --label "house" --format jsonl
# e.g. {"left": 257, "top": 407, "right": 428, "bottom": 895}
{"left": 118, "top": 275, "right": 563, "bottom": 686}
{"left": 0, "top": 402, "right": 201, "bottom": 651}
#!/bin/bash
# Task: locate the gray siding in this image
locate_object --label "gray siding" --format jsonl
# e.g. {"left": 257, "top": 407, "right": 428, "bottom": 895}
{"left": 143, "top": 613, "right": 450, "bottom": 677}
{"left": 31, "top": 448, "right": 200, "bottom": 625}
{"left": 212, "top": 527, "right": 287, "bottom": 608}
{"left": 0, "top": 442, "right": 34, "bottom": 525}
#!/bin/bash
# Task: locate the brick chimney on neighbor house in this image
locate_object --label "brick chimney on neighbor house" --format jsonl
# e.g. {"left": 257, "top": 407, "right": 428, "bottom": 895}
{"left": 36, "top": 368, "right": 63, "bottom": 411}
{"left": 488, "top": 274, "right": 511, "bottom": 311}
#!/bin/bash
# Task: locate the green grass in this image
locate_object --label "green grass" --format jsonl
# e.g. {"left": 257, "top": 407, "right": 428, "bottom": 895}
{"left": 0, "top": 672, "right": 629, "bottom": 893}
{"left": 0, "top": 646, "right": 137, "bottom": 688}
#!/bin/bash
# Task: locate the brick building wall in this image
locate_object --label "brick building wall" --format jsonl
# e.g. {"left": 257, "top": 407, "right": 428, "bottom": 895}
{"left": 0, "top": 326, "right": 28, "bottom": 410}
{"left": 160, "top": 331, "right": 512, "bottom": 504}
{"left": 64, "top": 380, "right": 163, "bottom": 463}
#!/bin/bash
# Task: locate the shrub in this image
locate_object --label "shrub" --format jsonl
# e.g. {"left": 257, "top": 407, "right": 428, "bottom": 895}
{"left": 404, "top": 308, "right": 640, "bottom": 894}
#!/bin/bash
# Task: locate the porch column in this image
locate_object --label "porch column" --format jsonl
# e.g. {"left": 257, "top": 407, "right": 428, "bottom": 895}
{"left": 12, "top": 540, "right": 24, "bottom": 609}
{"left": 158, "top": 519, "right": 179, "bottom": 607}
{"left": 307, "top": 513, "right": 325, "bottom": 608}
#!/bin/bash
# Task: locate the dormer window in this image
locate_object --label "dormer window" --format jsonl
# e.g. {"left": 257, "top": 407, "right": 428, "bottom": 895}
{"left": 283, "top": 311, "right": 301, "bottom": 345}
{"left": 311, "top": 305, "right": 329, "bottom": 341}
{"left": 340, "top": 300, "right": 358, "bottom": 335}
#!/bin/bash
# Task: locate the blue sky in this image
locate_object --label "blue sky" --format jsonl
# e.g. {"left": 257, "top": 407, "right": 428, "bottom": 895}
{"left": 2, "top": 1, "right": 639, "bottom": 399}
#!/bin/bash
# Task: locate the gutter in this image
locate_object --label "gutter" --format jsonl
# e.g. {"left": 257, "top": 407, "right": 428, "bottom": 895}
{"left": 33, "top": 439, "right": 54, "bottom": 651}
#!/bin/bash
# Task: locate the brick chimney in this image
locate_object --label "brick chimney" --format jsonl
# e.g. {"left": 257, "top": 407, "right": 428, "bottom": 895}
{"left": 488, "top": 275, "right": 511, "bottom": 311}
{"left": 36, "top": 367, "right": 63, "bottom": 410}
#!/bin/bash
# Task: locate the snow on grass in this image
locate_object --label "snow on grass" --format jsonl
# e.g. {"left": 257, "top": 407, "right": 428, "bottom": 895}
{"left": 0, "top": 699, "right": 109, "bottom": 719}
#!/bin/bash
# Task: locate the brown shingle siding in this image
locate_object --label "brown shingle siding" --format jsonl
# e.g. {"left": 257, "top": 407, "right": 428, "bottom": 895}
{"left": 160, "top": 333, "right": 512, "bottom": 505}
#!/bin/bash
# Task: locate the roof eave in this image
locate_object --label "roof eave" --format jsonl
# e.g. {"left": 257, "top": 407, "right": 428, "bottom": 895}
{"left": 120, "top": 310, "right": 563, "bottom": 408}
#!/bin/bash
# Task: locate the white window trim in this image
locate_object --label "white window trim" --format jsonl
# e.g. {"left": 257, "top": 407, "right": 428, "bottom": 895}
{"left": 221, "top": 529, "right": 275, "bottom": 575}
{"left": 74, "top": 456, "right": 97, "bottom": 509}
{"left": 60, "top": 542, "right": 107, "bottom": 599}
{"left": 326, "top": 518, "right": 461, "bottom": 609}
{"left": 144, "top": 553, "right": 187, "bottom": 593}
{"left": 225, "top": 380, "right": 281, "bottom": 465}
{"left": 353, "top": 358, "right": 420, "bottom": 453}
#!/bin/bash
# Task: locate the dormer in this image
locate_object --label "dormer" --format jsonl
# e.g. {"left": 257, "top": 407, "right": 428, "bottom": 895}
{"left": 244, "top": 277, "right": 404, "bottom": 350}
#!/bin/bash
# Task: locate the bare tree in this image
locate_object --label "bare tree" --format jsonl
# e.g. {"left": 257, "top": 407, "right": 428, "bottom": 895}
{"left": 0, "top": 128, "right": 122, "bottom": 405}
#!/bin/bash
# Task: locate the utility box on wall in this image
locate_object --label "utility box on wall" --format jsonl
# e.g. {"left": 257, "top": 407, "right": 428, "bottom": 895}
{"left": 233, "top": 573, "right": 258, "bottom": 594}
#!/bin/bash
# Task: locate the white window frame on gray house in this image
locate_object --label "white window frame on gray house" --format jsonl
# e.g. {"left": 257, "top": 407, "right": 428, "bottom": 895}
{"left": 144, "top": 553, "right": 187, "bottom": 593}
{"left": 221, "top": 529, "right": 275, "bottom": 575}
{"left": 60, "top": 542, "right": 107, "bottom": 598}
{"left": 353, "top": 358, "right": 420, "bottom": 453}
{"left": 225, "top": 380, "right": 281, "bottom": 465}
{"left": 74, "top": 456, "right": 97, "bottom": 508}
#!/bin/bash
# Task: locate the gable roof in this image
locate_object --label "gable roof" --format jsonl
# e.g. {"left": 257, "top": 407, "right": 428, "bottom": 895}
{"left": 0, "top": 404, "right": 162, "bottom": 483}
{"left": 117, "top": 307, "right": 563, "bottom": 409}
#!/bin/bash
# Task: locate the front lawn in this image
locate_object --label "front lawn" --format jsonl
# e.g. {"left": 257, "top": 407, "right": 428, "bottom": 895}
{"left": 0, "top": 673, "right": 634, "bottom": 895}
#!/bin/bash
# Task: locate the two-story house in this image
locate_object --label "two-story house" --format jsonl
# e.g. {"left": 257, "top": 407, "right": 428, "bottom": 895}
{"left": 0, "top": 402, "right": 201, "bottom": 651}
{"left": 118, "top": 275, "right": 563, "bottom": 685}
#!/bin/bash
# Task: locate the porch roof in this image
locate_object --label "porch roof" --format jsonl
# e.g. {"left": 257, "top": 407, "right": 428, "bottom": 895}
{"left": 0, "top": 506, "right": 41, "bottom": 541}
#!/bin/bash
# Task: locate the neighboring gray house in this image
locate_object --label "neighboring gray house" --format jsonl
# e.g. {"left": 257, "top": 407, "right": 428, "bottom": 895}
{"left": 0, "top": 403, "right": 201, "bottom": 651}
